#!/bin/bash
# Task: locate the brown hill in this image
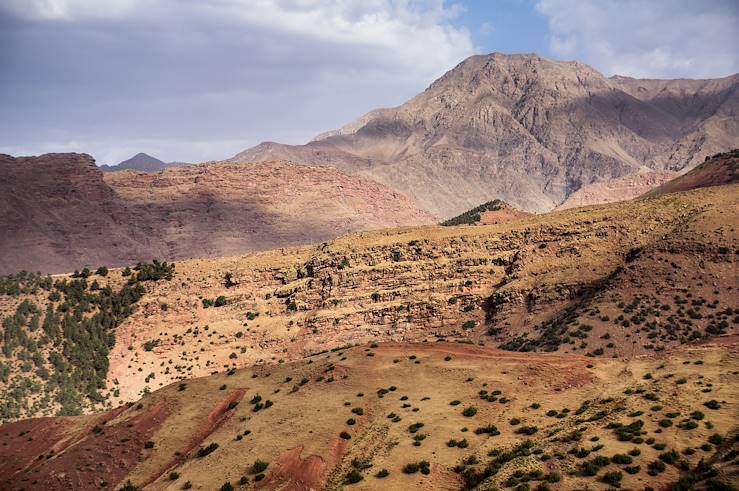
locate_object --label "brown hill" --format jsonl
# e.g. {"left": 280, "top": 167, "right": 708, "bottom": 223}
{"left": 1, "top": 342, "right": 736, "bottom": 491}
{"left": 0, "top": 154, "right": 434, "bottom": 274}
{"left": 1, "top": 182, "right": 735, "bottom": 419}
{"left": 440, "top": 200, "right": 531, "bottom": 226}
{"left": 231, "top": 53, "right": 738, "bottom": 217}
{"left": 643, "top": 149, "right": 739, "bottom": 198}
{"left": 556, "top": 170, "right": 678, "bottom": 210}
{"left": 0, "top": 182, "right": 736, "bottom": 490}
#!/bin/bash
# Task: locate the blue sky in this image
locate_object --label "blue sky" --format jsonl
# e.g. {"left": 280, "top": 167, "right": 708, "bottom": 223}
{"left": 458, "top": 0, "right": 550, "bottom": 55}
{"left": 0, "top": 1, "right": 737, "bottom": 164}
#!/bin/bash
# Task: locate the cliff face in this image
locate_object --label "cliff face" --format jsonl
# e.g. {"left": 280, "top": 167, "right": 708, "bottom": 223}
{"left": 0, "top": 155, "right": 434, "bottom": 274}
{"left": 232, "top": 53, "right": 738, "bottom": 217}
{"left": 0, "top": 153, "right": 159, "bottom": 274}
{"left": 103, "top": 161, "right": 435, "bottom": 261}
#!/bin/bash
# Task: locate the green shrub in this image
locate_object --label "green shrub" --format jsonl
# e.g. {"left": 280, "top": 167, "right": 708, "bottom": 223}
{"left": 708, "top": 434, "right": 724, "bottom": 445}
{"left": 516, "top": 425, "right": 538, "bottom": 435}
{"left": 462, "top": 406, "right": 478, "bottom": 417}
{"left": 251, "top": 460, "right": 269, "bottom": 473}
{"left": 197, "top": 442, "right": 219, "bottom": 457}
{"left": 703, "top": 400, "right": 721, "bottom": 410}
{"left": 612, "top": 454, "right": 632, "bottom": 464}
{"left": 600, "top": 471, "right": 622, "bottom": 486}
{"left": 345, "top": 469, "right": 363, "bottom": 484}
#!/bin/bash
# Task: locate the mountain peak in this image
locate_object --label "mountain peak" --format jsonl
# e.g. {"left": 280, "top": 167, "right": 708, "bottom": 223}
{"left": 99, "top": 152, "right": 170, "bottom": 173}
{"left": 231, "top": 53, "right": 737, "bottom": 217}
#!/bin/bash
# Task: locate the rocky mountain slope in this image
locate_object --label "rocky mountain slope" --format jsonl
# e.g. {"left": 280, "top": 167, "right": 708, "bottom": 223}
{"left": 103, "top": 161, "right": 435, "bottom": 261}
{"left": 2, "top": 175, "right": 734, "bottom": 418}
{"left": 556, "top": 170, "right": 677, "bottom": 210}
{"left": 0, "top": 154, "right": 434, "bottom": 274}
{"left": 231, "top": 53, "right": 738, "bottom": 217}
{"left": 643, "top": 149, "right": 739, "bottom": 198}
{"left": 96, "top": 181, "right": 736, "bottom": 406}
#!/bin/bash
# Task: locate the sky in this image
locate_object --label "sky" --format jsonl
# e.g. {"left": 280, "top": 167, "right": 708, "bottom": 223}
{"left": 1, "top": 0, "right": 737, "bottom": 165}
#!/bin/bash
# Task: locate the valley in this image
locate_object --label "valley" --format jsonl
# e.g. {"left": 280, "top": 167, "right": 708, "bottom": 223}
{"left": 0, "top": 161, "right": 736, "bottom": 488}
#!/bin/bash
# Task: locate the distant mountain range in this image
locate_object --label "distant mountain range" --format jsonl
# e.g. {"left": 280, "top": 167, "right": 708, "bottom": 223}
{"left": 1, "top": 53, "right": 738, "bottom": 274}
{"left": 98, "top": 152, "right": 188, "bottom": 172}
{"left": 230, "top": 53, "right": 738, "bottom": 217}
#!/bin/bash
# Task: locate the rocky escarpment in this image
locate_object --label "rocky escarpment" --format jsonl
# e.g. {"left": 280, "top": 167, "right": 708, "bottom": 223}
{"left": 0, "top": 153, "right": 159, "bottom": 275}
{"left": 104, "top": 160, "right": 435, "bottom": 261}
{"left": 232, "top": 53, "right": 738, "bottom": 217}
{"left": 556, "top": 170, "right": 678, "bottom": 210}
{"left": 0, "top": 154, "right": 434, "bottom": 274}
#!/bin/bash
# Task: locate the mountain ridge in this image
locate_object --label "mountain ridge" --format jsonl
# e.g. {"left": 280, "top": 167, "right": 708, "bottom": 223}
{"left": 0, "top": 153, "right": 433, "bottom": 274}
{"left": 230, "top": 53, "right": 738, "bottom": 217}
{"left": 99, "top": 152, "right": 187, "bottom": 173}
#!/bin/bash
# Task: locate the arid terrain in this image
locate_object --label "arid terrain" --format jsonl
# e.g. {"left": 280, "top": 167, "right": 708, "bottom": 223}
{"left": 231, "top": 53, "right": 739, "bottom": 216}
{"left": 1, "top": 340, "right": 736, "bottom": 491}
{"left": 556, "top": 171, "right": 678, "bottom": 210}
{"left": 0, "top": 155, "right": 433, "bottom": 274}
{"left": 0, "top": 154, "right": 737, "bottom": 489}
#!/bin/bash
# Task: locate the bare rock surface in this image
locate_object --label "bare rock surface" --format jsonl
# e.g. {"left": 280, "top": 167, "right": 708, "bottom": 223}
{"left": 232, "top": 53, "right": 738, "bottom": 216}
{"left": 0, "top": 155, "right": 434, "bottom": 274}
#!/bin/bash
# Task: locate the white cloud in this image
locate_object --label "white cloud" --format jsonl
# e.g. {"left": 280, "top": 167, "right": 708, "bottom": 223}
{"left": 0, "top": 1, "right": 474, "bottom": 163}
{"left": 1, "top": 0, "right": 472, "bottom": 82}
{"left": 536, "top": 0, "right": 739, "bottom": 78}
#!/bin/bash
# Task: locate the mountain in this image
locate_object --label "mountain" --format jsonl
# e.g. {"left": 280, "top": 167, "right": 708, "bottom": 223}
{"left": 0, "top": 180, "right": 736, "bottom": 490}
{"left": 230, "top": 53, "right": 738, "bottom": 217}
{"left": 99, "top": 152, "right": 182, "bottom": 173}
{"left": 0, "top": 153, "right": 434, "bottom": 274}
{"left": 643, "top": 149, "right": 739, "bottom": 198}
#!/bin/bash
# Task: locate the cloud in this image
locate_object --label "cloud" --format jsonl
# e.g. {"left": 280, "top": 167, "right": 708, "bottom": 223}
{"left": 536, "top": 0, "right": 739, "bottom": 79}
{"left": 0, "top": 1, "right": 474, "bottom": 163}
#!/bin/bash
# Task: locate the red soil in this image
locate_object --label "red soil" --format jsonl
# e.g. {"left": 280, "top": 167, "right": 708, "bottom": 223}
{"left": 142, "top": 389, "right": 246, "bottom": 487}
{"left": 0, "top": 402, "right": 168, "bottom": 491}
